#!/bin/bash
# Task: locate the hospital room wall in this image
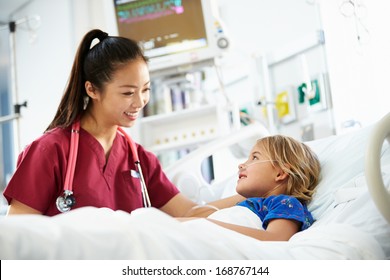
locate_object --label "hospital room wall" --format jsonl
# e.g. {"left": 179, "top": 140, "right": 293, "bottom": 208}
{"left": 212, "top": 0, "right": 331, "bottom": 141}
{"left": 318, "top": 0, "right": 390, "bottom": 133}
{"left": 0, "top": 0, "right": 117, "bottom": 154}
{"left": 2, "top": 0, "right": 390, "bottom": 166}
{"left": 213, "top": 0, "right": 390, "bottom": 136}
{"left": 201, "top": 0, "right": 328, "bottom": 183}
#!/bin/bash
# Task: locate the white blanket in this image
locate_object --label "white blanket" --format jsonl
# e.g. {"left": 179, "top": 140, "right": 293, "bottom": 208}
{"left": 0, "top": 206, "right": 384, "bottom": 260}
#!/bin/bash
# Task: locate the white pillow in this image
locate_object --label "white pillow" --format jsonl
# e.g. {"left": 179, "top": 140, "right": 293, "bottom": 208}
{"left": 306, "top": 125, "right": 390, "bottom": 219}
{"left": 312, "top": 168, "right": 390, "bottom": 259}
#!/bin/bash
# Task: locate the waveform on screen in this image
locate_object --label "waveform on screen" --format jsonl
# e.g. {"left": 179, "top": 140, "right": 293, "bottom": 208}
{"left": 117, "top": 0, "right": 184, "bottom": 24}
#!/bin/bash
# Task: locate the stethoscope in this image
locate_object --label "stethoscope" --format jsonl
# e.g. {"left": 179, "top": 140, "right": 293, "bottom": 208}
{"left": 55, "top": 120, "right": 151, "bottom": 212}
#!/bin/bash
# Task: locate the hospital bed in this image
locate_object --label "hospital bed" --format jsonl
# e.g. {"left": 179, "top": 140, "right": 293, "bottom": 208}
{"left": 0, "top": 113, "right": 389, "bottom": 260}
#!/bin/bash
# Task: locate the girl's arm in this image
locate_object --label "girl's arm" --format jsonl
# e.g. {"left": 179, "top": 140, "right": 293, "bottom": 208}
{"left": 207, "top": 218, "right": 300, "bottom": 241}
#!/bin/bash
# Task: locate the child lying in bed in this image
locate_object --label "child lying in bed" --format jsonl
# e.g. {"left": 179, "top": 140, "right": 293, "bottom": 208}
{"left": 180, "top": 135, "right": 321, "bottom": 241}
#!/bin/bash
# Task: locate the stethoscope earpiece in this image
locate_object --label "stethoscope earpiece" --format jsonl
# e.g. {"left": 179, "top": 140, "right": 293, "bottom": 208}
{"left": 56, "top": 190, "right": 76, "bottom": 213}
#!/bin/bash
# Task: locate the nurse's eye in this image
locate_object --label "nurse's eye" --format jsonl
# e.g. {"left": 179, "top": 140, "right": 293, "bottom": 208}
{"left": 123, "top": 91, "right": 135, "bottom": 96}
{"left": 142, "top": 88, "right": 151, "bottom": 94}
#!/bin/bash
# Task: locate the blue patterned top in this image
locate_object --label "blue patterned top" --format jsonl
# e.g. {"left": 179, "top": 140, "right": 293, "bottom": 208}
{"left": 236, "top": 195, "right": 314, "bottom": 231}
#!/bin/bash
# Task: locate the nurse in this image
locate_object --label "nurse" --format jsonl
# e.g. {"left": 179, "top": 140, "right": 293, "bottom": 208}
{"left": 3, "top": 29, "right": 243, "bottom": 216}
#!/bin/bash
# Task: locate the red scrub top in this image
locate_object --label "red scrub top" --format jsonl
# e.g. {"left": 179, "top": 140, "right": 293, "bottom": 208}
{"left": 3, "top": 126, "right": 179, "bottom": 216}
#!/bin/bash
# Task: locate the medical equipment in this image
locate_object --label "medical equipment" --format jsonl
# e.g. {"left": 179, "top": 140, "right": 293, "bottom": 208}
{"left": 55, "top": 121, "right": 80, "bottom": 212}
{"left": 239, "top": 160, "right": 276, "bottom": 169}
{"left": 55, "top": 121, "right": 151, "bottom": 213}
{"left": 113, "top": 0, "right": 229, "bottom": 75}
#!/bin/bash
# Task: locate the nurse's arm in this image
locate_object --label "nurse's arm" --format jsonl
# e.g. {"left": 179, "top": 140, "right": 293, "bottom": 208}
{"left": 207, "top": 194, "right": 245, "bottom": 211}
{"left": 160, "top": 193, "right": 245, "bottom": 218}
{"left": 182, "top": 194, "right": 246, "bottom": 217}
{"left": 159, "top": 193, "right": 197, "bottom": 217}
{"left": 7, "top": 199, "right": 42, "bottom": 215}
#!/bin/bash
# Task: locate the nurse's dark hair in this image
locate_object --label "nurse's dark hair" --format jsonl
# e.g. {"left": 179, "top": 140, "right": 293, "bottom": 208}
{"left": 45, "top": 29, "right": 148, "bottom": 131}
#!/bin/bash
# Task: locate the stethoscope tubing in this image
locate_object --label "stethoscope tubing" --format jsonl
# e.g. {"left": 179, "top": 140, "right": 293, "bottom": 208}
{"left": 118, "top": 127, "right": 151, "bottom": 208}
{"left": 64, "top": 121, "right": 80, "bottom": 192}
{"left": 57, "top": 122, "right": 151, "bottom": 212}
{"left": 136, "top": 161, "right": 151, "bottom": 208}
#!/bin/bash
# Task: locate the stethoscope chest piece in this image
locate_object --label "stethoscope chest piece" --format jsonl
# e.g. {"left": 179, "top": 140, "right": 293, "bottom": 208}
{"left": 56, "top": 190, "right": 76, "bottom": 213}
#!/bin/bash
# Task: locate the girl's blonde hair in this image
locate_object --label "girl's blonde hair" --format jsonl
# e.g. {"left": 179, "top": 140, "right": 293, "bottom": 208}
{"left": 256, "top": 135, "right": 321, "bottom": 203}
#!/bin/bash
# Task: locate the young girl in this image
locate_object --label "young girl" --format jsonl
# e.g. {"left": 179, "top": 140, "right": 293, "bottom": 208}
{"left": 183, "top": 135, "right": 321, "bottom": 241}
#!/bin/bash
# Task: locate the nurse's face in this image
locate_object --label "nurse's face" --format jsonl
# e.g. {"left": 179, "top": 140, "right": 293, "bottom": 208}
{"left": 93, "top": 58, "right": 150, "bottom": 128}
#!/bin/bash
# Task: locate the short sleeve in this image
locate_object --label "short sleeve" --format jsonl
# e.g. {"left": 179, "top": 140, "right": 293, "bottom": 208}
{"left": 237, "top": 195, "right": 314, "bottom": 231}
{"left": 3, "top": 136, "right": 66, "bottom": 213}
{"left": 262, "top": 195, "right": 313, "bottom": 230}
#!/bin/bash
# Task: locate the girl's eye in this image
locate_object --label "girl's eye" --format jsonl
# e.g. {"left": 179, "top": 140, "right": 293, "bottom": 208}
{"left": 123, "top": 92, "right": 135, "bottom": 96}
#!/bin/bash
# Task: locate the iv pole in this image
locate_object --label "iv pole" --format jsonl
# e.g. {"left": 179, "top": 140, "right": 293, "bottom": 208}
{"left": 0, "top": 16, "right": 39, "bottom": 154}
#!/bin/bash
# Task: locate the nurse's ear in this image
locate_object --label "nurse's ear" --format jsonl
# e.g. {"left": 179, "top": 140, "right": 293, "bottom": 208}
{"left": 85, "top": 81, "right": 99, "bottom": 100}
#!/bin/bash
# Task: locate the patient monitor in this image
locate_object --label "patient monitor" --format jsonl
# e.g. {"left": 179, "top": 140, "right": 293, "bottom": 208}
{"left": 113, "top": 0, "right": 230, "bottom": 76}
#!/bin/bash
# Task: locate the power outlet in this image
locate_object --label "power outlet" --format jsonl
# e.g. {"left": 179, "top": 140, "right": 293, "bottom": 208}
{"left": 301, "top": 123, "right": 314, "bottom": 141}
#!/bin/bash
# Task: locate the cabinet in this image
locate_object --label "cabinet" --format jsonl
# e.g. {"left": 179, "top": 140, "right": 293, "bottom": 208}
{"left": 138, "top": 69, "right": 239, "bottom": 168}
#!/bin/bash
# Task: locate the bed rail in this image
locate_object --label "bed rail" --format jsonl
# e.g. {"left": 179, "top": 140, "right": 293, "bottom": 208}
{"left": 365, "top": 112, "right": 390, "bottom": 224}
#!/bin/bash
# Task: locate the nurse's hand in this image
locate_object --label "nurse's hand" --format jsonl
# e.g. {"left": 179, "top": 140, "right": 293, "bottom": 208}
{"left": 7, "top": 199, "right": 42, "bottom": 215}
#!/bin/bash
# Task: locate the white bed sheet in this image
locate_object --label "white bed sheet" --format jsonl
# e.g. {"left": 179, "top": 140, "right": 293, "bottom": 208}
{"left": 0, "top": 206, "right": 384, "bottom": 260}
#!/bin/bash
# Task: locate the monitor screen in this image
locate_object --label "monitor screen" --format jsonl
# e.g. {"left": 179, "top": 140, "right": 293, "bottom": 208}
{"left": 113, "top": 0, "right": 228, "bottom": 74}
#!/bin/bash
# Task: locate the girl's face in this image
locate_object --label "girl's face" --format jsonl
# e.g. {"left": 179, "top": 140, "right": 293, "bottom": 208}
{"left": 236, "top": 144, "right": 286, "bottom": 198}
{"left": 89, "top": 58, "right": 150, "bottom": 128}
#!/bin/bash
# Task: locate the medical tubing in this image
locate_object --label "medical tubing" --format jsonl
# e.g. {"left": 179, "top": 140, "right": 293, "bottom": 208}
{"left": 64, "top": 121, "right": 80, "bottom": 191}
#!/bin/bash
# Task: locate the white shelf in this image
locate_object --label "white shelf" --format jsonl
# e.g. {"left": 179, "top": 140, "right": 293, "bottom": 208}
{"left": 140, "top": 104, "right": 218, "bottom": 125}
{"left": 139, "top": 104, "right": 232, "bottom": 154}
{"left": 147, "top": 135, "right": 218, "bottom": 154}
